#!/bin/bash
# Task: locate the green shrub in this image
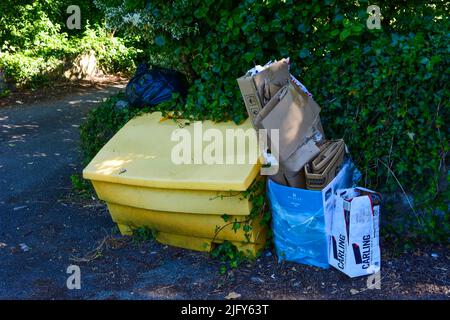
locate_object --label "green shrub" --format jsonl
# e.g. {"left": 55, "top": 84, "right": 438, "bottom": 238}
{"left": 70, "top": 173, "right": 94, "bottom": 198}
{"left": 0, "top": 1, "right": 138, "bottom": 88}
{"left": 88, "top": 1, "right": 448, "bottom": 245}
{"left": 0, "top": 29, "right": 138, "bottom": 88}
{"left": 0, "top": 1, "right": 69, "bottom": 54}
{"left": 0, "top": 1, "right": 73, "bottom": 87}
{"left": 75, "top": 25, "right": 139, "bottom": 74}
{"left": 131, "top": 226, "right": 157, "bottom": 244}
{"left": 0, "top": 51, "right": 65, "bottom": 87}
{"left": 211, "top": 241, "right": 248, "bottom": 274}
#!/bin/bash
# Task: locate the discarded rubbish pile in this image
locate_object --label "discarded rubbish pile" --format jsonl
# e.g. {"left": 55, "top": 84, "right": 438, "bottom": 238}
{"left": 237, "top": 58, "right": 381, "bottom": 277}
{"left": 83, "top": 57, "right": 380, "bottom": 278}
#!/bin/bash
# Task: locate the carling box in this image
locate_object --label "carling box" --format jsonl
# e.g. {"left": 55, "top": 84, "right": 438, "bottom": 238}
{"left": 328, "top": 187, "right": 381, "bottom": 277}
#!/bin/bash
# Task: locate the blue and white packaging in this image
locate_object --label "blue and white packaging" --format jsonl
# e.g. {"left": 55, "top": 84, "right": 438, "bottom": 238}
{"left": 268, "top": 159, "right": 361, "bottom": 269}
{"left": 328, "top": 187, "right": 381, "bottom": 277}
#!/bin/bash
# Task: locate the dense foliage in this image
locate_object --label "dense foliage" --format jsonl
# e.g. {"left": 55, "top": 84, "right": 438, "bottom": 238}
{"left": 83, "top": 1, "right": 449, "bottom": 245}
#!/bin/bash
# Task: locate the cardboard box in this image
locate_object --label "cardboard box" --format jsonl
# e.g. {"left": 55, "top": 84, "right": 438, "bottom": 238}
{"left": 236, "top": 59, "right": 290, "bottom": 125}
{"left": 268, "top": 168, "right": 288, "bottom": 186}
{"left": 283, "top": 168, "right": 306, "bottom": 189}
{"left": 328, "top": 187, "right": 381, "bottom": 278}
{"left": 236, "top": 76, "right": 264, "bottom": 126}
{"left": 238, "top": 58, "right": 325, "bottom": 185}
{"left": 259, "top": 84, "right": 321, "bottom": 163}
{"left": 282, "top": 123, "right": 323, "bottom": 173}
{"left": 254, "top": 82, "right": 324, "bottom": 174}
{"left": 252, "top": 58, "right": 290, "bottom": 106}
{"left": 305, "top": 140, "right": 345, "bottom": 190}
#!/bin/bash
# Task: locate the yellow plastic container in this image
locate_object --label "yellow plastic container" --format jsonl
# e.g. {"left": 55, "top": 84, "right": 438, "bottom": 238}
{"left": 83, "top": 112, "right": 265, "bottom": 255}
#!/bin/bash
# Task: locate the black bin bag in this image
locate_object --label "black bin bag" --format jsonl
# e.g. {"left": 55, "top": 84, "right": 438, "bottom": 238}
{"left": 125, "top": 63, "right": 188, "bottom": 108}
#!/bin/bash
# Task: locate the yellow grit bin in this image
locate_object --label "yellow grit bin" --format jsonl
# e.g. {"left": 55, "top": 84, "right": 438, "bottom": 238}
{"left": 83, "top": 112, "right": 267, "bottom": 255}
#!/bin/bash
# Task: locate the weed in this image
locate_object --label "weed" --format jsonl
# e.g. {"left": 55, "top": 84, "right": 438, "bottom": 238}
{"left": 131, "top": 226, "right": 158, "bottom": 245}
{"left": 70, "top": 173, "right": 94, "bottom": 198}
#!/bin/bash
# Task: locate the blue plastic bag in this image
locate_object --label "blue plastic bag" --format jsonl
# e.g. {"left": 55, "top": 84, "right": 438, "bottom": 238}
{"left": 268, "top": 159, "right": 361, "bottom": 269}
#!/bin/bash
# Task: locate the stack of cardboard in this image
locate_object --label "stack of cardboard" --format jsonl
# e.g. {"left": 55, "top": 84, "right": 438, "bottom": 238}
{"left": 238, "top": 61, "right": 382, "bottom": 277}
{"left": 305, "top": 139, "right": 345, "bottom": 190}
{"left": 237, "top": 58, "right": 342, "bottom": 190}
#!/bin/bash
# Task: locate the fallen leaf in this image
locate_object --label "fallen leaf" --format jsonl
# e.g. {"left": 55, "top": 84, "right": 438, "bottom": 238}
{"left": 19, "top": 243, "right": 30, "bottom": 252}
{"left": 250, "top": 276, "right": 264, "bottom": 283}
{"left": 350, "top": 289, "right": 359, "bottom": 295}
{"left": 225, "top": 292, "right": 241, "bottom": 300}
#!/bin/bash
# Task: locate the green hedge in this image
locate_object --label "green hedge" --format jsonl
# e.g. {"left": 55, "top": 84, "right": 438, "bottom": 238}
{"left": 85, "top": 1, "right": 449, "bottom": 244}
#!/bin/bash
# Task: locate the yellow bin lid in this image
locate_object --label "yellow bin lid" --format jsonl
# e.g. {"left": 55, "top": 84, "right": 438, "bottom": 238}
{"left": 83, "top": 112, "right": 261, "bottom": 191}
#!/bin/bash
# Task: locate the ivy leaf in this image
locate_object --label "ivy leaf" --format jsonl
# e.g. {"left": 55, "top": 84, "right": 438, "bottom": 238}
{"left": 419, "top": 57, "right": 429, "bottom": 64}
{"left": 243, "top": 52, "right": 254, "bottom": 63}
{"left": 352, "top": 24, "right": 363, "bottom": 33}
{"left": 232, "top": 220, "right": 241, "bottom": 232}
{"left": 227, "top": 18, "right": 233, "bottom": 29}
{"left": 340, "top": 29, "right": 351, "bottom": 41}
{"left": 297, "top": 23, "right": 307, "bottom": 33}
{"left": 154, "top": 35, "right": 165, "bottom": 47}
{"left": 330, "top": 29, "right": 340, "bottom": 37}
{"left": 299, "top": 48, "right": 310, "bottom": 58}
{"left": 430, "top": 55, "right": 442, "bottom": 65}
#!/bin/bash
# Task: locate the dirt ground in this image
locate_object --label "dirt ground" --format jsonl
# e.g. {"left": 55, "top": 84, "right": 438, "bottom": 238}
{"left": 0, "top": 83, "right": 449, "bottom": 300}
{"left": 32, "top": 192, "right": 450, "bottom": 300}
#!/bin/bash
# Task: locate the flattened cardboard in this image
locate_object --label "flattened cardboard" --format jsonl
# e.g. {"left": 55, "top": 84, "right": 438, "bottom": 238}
{"left": 254, "top": 85, "right": 289, "bottom": 129}
{"left": 269, "top": 169, "right": 288, "bottom": 186}
{"left": 312, "top": 139, "right": 344, "bottom": 172}
{"left": 237, "top": 77, "right": 264, "bottom": 125}
{"left": 282, "top": 120, "right": 322, "bottom": 172}
{"left": 305, "top": 140, "right": 345, "bottom": 190}
{"left": 253, "top": 59, "right": 290, "bottom": 105}
{"left": 237, "top": 58, "right": 290, "bottom": 126}
{"left": 284, "top": 168, "right": 306, "bottom": 189}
